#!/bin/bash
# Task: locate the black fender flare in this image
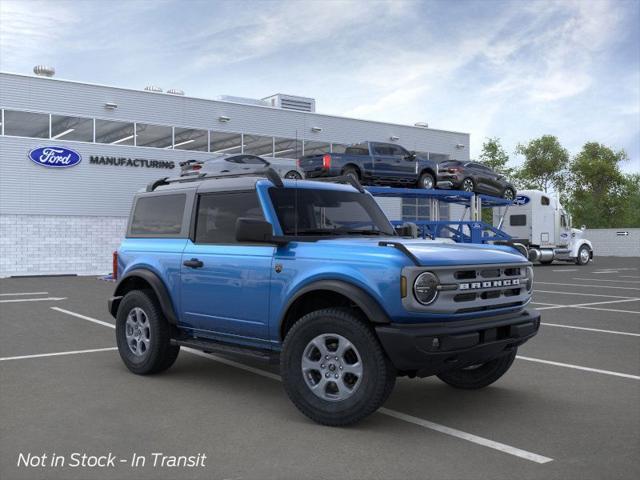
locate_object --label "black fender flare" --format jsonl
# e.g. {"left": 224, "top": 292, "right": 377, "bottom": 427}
{"left": 109, "top": 269, "right": 178, "bottom": 324}
{"left": 281, "top": 279, "right": 391, "bottom": 327}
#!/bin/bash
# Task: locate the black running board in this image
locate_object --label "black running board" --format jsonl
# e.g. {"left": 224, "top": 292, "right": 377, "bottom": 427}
{"left": 171, "top": 336, "right": 279, "bottom": 364}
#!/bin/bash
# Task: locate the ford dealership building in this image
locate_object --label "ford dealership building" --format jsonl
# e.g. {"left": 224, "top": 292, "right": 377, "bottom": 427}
{"left": 0, "top": 70, "right": 470, "bottom": 277}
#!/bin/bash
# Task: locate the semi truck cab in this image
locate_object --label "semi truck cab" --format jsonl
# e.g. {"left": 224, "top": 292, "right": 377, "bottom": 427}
{"left": 493, "top": 190, "right": 593, "bottom": 265}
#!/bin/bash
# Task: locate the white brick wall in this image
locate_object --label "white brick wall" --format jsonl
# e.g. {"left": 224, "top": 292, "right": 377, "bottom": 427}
{"left": 0, "top": 214, "right": 127, "bottom": 277}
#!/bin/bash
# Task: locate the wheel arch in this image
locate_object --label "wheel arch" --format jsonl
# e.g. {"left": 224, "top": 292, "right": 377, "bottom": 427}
{"left": 419, "top": 167, "right": 436, "bottom": 179}
{"left": 279, "top": 280, "right": 391, "bottom": 340}
{"left": 109, "top": 269, "right": 178, "bottom": 324}
{"left": 341, "top": 163, "right": 362, "bottom": 177}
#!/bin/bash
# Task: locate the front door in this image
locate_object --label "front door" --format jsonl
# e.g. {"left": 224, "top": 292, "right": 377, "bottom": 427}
{"left": 181, "top": 191, "right": 274, "bottom": 345}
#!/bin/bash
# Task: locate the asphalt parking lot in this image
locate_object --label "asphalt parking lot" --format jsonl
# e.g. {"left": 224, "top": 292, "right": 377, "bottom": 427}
{"left": 1, "top": 257, "right": 639, "bottom": 480}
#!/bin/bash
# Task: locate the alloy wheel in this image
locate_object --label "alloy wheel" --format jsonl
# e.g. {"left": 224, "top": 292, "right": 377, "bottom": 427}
{"left": 301, "top": 333, "right": 363, "bottom": 401}
{"left": 125, "top": 307, "right": 151, "bottom": 356}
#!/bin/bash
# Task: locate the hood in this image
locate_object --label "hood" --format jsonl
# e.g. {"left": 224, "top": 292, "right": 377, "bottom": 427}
{"left": 315, "top": 237, "right": 528, "bottom": 266}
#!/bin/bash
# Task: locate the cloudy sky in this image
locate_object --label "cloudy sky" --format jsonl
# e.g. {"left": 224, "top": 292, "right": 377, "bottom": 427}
{"left": 1, "top": 0, "right": 638, "bottom": 172}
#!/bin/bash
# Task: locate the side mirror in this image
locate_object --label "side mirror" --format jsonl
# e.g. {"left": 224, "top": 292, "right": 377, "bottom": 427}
{"left": 236, "top": 218, "right": 287, "bottom": 245}
{"left": 405, "top": 151, "right": 417, "bottom": 160}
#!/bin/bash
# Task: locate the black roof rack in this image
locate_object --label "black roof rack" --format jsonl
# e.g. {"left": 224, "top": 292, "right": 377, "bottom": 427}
{"left": 144, "top": 168, "right": 365, "bottom": 193}
{"left": 146, "top": 167, "right": 283, "bottom": 192}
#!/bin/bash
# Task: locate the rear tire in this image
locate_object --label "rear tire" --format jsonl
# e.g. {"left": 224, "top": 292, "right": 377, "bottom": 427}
{"left": 540, "top": 259, "right": 553, "bottom": 265}
{"left": 461, "top": 177, "right": 475, "bottom": 192}
{"left": 503, "top": 187, "right": 515, "bottom": 200}
{"left": 116, "top": 290, "right": 180, "bottom": 375}
{"left": 418, "top": 172, "right": 435, "bottom": 189}
{"left": 342, "top": 166, "right": 359, "bottom": 182}
{"left": 284, "top": 170, "right": 302, "bottom": 180}
{"left": 436, "top": 349, "right": 516, "bottom": 389}
{"left": 281, "top": 308, "right": 396, "bottom": 426}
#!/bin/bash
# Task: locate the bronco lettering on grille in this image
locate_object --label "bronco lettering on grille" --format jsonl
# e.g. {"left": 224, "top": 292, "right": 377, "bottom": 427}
{"left": 459, "top": 279, "right": 520, "bottom": 290}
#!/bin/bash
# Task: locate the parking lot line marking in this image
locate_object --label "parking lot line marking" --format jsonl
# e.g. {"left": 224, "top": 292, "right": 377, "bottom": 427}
{"left": 535, "top": 282, "right": 640, "bottom": 291}
{"left": 51, "top": 307, "right": 116, "bottom": 329}
{"left": 378, "top": 408, "right": 553, "bottom": 464}
{"left": 185, "top": 348, "right": 553, "bottom": 464}
{"left": 552, "top": 269, "right": 579, "bottom": 272}
{"left": 534, "top": 289, "right": 638, "bottom": 299}
{"left": 619, "top": 275, "right": 640, "bottom": 279}
{"left": 0, "top": 291, "right": 49, "bottom": 296}
{"left": 573, "top": 306, "right": 640, "bottom": 315}
{"left": 47, "top": 308, "right": 554, "bottom": 464}
{"left": 516, "top": 356, "right": 640, "bottom": 380}
{"left": 572, "top": 278, "right": 640, "bottom": 284}
{"left": 540, "top": 322, "right": 640, "bottom": 337}
{"left": 533, "top": 298, "right": 640, "bottom": 311}
{"left": 530, "top": 302, "right": 560, "bottom": 306}
{"left": 0, "top": 347, "right": 117, "bottom": 362}
{"left": 0, "top": 297, "right": 67, "bottom": 303}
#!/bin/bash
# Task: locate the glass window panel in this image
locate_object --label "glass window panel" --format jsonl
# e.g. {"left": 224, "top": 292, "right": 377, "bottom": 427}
{"left": 429, "top": 153, "right": 450, "bottom": 163}
{"left": 303, "top": 140, "right": 330, "bottom": 156}
{"left": 210, "top": 131, "right": 243, "bottom": 154}
{"left": 195, "top": 192, "right": 264, "bottom": 244}
{"left": 51, "top": 115, "right": 93, "bottom": 142}
{"left": 273, "top": 137, "right": 302, "bottom": 158}
{"left": 4, "top": 110, "right": 49, "bottom": 138}
{"left": 331, "top": 144, "right": 347, "bottom": 154}
{"left": 95, "top": 119, "right": 135, "bottom": 145}
{"left": 173, "top": 127, "right": 208, "bottom": 151}
{"left": 136, "top": 123, "right": 173, "bottom": 149}
{"left": 244, "top": 134, "right": 274, "bottom": 156}
{"left": 130, "top": 194, "right": 186, "bottom": 236}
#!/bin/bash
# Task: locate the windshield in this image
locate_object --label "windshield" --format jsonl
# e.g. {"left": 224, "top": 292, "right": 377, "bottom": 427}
{"left": 269, "top": 188, "right": 395, "bottom": 236}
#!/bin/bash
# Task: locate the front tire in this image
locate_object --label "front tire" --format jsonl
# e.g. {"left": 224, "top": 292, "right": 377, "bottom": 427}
{"left": 116, "top": 290, "right": 180, "bottom": 375}
{"left": 436, "top": 349, "right": 516, "bottom": 389}
{"left": 576, "top": 245, "right": 591, "bottom": 265}
{"left": 281, "top": 308, "right": 396, "bottom": 426}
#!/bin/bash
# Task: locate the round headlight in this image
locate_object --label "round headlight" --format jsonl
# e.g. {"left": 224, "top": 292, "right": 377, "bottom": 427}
{"left": 414, "top": 272, "right": 439, "bottom": 305}
{"left": 525, "top": 266, "right": 534, "bottom": 292}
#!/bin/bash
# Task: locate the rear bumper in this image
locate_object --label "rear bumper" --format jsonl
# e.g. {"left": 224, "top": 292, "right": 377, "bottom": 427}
{"left": 375, "top": 309, "right": 540, "bottom": 377}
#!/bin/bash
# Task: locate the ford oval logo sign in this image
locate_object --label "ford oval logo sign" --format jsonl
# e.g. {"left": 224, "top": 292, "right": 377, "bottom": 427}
{"left": 514, "top": 195, "right": 530, "bottom": 206}
{"left": 28, "top": 146, "right": 82, "bottom": 168}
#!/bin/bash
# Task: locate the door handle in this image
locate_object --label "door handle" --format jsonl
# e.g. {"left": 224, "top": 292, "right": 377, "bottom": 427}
{"left": 183, "top": 258, "right": 204, "bottom": 268}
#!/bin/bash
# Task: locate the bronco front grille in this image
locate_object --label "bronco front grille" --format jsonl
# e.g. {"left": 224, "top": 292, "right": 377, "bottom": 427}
{"left": 402, "top": 262, "right": 531, "bottom": 315}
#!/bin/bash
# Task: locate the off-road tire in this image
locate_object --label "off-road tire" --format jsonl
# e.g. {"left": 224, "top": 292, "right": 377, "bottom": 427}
{"left": 436, "top": 349, "right": 517, "bottom": 389}
{"left": 540, "top": 259, "right": 553, "bottom": 265}
{"left": 116, "top": 289, "right": 180, "bottom": 375}
{"left": 418, "top": 172, "right": 435, "bottom": 189}
{"left": 281, "top": 308, "right": 396, "bottom": 426}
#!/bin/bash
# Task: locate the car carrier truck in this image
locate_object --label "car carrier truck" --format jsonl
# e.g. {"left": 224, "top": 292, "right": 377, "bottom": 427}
{"left": 493, "top": 190, "right": 593, "bottom": 265}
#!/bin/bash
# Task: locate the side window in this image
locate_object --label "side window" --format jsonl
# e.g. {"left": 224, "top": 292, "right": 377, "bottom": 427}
{"left": 561, "top": 214, "right": 567, "bottom": 228}
{"left": 373, "top": 144, "right": 391, "bottom": 155}
{"left": 388, "top": 145, "right": 408, "bottom": 157}
{"left": 195, "top": 192, "right": 264, "bottom": 244}
{"left": 541, "top": 196, "right": 550, "bottom": 206}
{"left": 510, "top": 215, "right": 527, "bottom": 226}
{"left": 130, "top": 194, "right": 186, "bottom": 236}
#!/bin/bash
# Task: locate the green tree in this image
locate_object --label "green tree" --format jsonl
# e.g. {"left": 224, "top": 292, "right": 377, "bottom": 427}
{"left": 479, "top": 137, "right": 513, "bottom": 176}
{"left": 515, "top": 135, "right": 569, "bottom": 193}
{"left": 566, "top": 142, "right": 635, "bottom": 228}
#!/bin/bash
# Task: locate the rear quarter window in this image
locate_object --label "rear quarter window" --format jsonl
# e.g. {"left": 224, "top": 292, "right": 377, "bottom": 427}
{"left": 129, "top": 194, "right": 186, "bottom": 236}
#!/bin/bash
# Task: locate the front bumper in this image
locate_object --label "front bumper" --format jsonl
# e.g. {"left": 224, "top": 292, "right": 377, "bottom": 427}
{"left": 375, "top": 309, "right": 540, "bottom": 377}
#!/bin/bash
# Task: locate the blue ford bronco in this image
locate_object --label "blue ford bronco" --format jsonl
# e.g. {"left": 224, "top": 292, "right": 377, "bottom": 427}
{"left": 109, "top": 169, "right": 540, "bottom": 426}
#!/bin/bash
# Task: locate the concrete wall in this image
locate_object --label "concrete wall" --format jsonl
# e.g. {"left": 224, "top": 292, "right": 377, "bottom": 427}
{"left": 586, "top": 228, "right": 640, "bottom": 257}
